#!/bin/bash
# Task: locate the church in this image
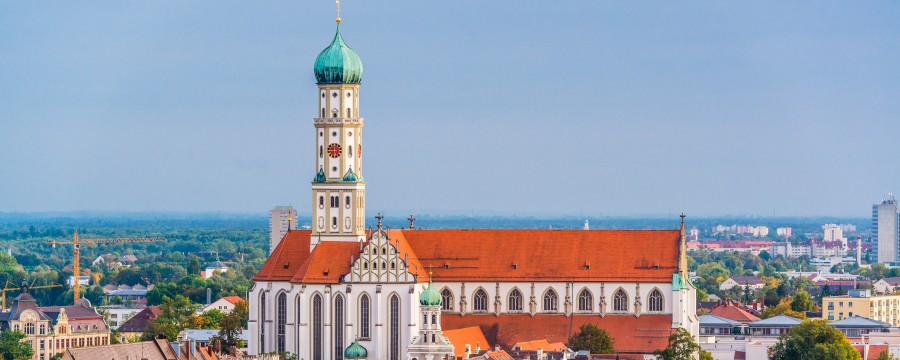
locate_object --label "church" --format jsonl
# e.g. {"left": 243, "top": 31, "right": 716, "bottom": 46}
{"left": 249, "top": 8, "right": 698, "bottom": 360}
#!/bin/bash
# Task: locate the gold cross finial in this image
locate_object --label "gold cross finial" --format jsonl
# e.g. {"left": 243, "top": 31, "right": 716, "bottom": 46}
{"left": 336, "top": 0, "right": 341, "bottom": 23}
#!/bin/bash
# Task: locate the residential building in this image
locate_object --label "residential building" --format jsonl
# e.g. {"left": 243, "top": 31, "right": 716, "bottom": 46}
{"left": 103, "top": 289, "right": 148, "bottom": 305}
{"left": 96, "top": 305, "right": 143, "bottom": 329}
{"left": 59, "top": 339, "right": 176, "bottom": 360}
{"left": 719, "top": 276, "right": 766, "bottom": 292}
{"left": 747, "top": 315, "right": 802, "bottom": 337}
{"left": 248, "top": 12, "right": 699, "bottom": 359}
{"left": 776, "top": 227, "right": 792, "bottom": 237}
{"left": 202, "top": 260, "right": 228, "bottom": 279}
{"left": 67, "top": 276, "right": 90, "bottom": 287}
{"left": 874, "top": 277, "right": 900, "bottom": 294}
{"left": 698, "top": 314, "right": 740, "bottom": 336}
{"left": 116, "top": 306, "right": 161, "bottom": 343}
{"left": 875, "top": 193, "right": 900, "bottom": 263}
{"left": 829, "top": 316, "right": 896, "bottom": 337}
{"left": 269, "top": 205, "right": 297, "bottom": 255}
{"left": 118, "top": 255, "right": 138, "bottom": 266}
{"left": 708, "top": 300, "right": 761, "bottom": 334}
{"left": 200, "top": 296, "right": 244, "bottom": 314}
{"left": 0, "top": 293, "right": 110, "bottom": 360}
{"left": 823, "top": 224, "right": 846, "bottom": 246}
{"left": 822, "top": 290, "right": 900, "bottom": 326}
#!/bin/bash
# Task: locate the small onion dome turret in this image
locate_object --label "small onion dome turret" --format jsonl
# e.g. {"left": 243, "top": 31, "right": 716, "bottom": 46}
{"left": 314, "top": 24, "right": 363, "bottom": 84}
{"left": 344, "top": 339, "right": 368, "bottom": 359}
{"left": 419, "top": 281, "right": 442, "bottom": 306}
{"left": 342, "top": 167, "right": 359, "bottom": 182}
{"left": 313, "top": 167, "right": 327, "bottom": 183}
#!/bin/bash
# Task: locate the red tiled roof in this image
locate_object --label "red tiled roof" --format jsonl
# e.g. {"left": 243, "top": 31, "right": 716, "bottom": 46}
{"left": 289, "top": 242, "right": 361, "bottom": 284}
{"left": 404, "top": 229, "right": 680, "bottom": 282}
{"left": 514, "top": 339, "right": 567, "bottom": 352}
{"left": 118, "top": 306, "right": 161, "bottom": 333}
{"left": 256, "top": 229, "right": 680, "bottom": 284}
{"left": 484, "top": 350, "right": 515, "bottom": 360}
{"left": 254, "top": 230, "right": 311, "bottom": 282}
{"left": 221, "top": 296, "right": 244, "bottom": 305}
{"left": 443, "top": 326, "right": 491, "bottom": 359}
{"left": 856, "top": 345, "right": 889, "bottom": 360}
{"left": 709, "top": 304, "right": 761, "bottom": 323}
{"left": 442, "top": 314, "right": 672, "bottom": 354}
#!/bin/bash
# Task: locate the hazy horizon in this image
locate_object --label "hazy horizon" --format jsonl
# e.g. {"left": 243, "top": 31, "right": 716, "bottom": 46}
{"left": 2, "top": 2, "right": 898, "bottom": 217}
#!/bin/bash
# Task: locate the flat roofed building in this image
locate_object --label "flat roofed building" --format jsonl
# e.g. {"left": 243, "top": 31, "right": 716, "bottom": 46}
{"left": 828, "top": 316, "right": 896, "bottom": 338}
{"left": 822, "top": 290, "right": 900, "bottom": 326}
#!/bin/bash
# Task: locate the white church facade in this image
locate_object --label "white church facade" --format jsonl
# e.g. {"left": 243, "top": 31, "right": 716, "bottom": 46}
{"left": 249, "top": 9, "right": 698, "bottom": 360}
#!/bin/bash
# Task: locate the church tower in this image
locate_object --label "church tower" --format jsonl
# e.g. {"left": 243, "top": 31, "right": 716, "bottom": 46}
{"left": 407, "top": 280, "right": 455, "bottom": 360}
{"left": 310, "top": 11, "right": 366, "bottom": 249}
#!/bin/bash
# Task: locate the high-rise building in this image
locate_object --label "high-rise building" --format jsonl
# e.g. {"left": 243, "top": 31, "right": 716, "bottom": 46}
{"left": 874, "top": 193, "right": 899, "bottom": 263}
{"left": 823, "top": 224, "right": 846, "bottom": 247}
{"left": 269, "top": 205, "right": 297, "bottom": 254}
{"left": 776, "top": 227, "right": 792, "bottom": 238}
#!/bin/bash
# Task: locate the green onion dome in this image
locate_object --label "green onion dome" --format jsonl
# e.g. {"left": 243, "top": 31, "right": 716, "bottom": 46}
{"left": 314, "top": 24, "right": 363, "bottom": 84}
{"left": 344, "top": 339, "right": 368, "bottom": 359}
{"left": 342, "top": 167, "right": 359, "bottom": 182}
{"left": 419, "top": 281, "right": 442, "bottom": 306}
{"left": 313, "top": 167, "right": 327, "bottom": 183}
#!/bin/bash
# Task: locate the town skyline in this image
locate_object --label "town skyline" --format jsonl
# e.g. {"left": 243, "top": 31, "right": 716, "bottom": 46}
{"left": 2, "top": 2, "right": 899, "bottom": 216}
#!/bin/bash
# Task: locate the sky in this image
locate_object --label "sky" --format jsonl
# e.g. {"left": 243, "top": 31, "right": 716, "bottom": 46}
{"left": 1, "top": 1, "right": 898, "bottom": 217}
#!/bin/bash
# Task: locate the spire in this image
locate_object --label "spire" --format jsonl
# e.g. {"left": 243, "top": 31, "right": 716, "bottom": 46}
{"left": 679, "top": 213, "right": 688, "bottom": 276}
{"left": 335, "top": 0, "right": 342, "bottom": 23}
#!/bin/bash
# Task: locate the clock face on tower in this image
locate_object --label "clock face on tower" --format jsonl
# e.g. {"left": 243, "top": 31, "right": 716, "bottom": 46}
{"left": 327, "top": 143, "right": 342, "bottom": 158}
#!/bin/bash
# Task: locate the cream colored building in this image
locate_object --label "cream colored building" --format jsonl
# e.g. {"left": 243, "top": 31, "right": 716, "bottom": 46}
{"left": 0, "top": 293, "right": 110, "bottom": 360}
{"left": 823, "top": 290, "right": 900, "bottom": 326}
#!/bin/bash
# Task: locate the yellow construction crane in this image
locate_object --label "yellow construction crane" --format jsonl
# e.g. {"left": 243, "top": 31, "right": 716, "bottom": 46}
{"left": 0, "top": 280, "right": 63, "bottom": 309}
{"left": 47, "top": 229, "right": 165, "bottom": 303}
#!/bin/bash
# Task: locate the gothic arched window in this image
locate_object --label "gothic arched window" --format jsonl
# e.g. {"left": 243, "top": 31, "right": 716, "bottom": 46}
{"left": 389, "top": 294, "right": 400, "bottom": 360}
{"left": 578, "top": 289, "right": 593, "bottom": 312}
{"left": 276, "top": 293, "right": 286, "bottom": 353}
{"left": 508, "top": 288, "right": 523, "bottom": 312}
{"left": 473, "top": 289, "right": 488, "bottom": 312}
{"left": 441, "top": 289, "right": 453, "bottom": 311}
{"left": 334, "top": 295, "right": 345, "bottom": 360}
{"left": 649, "top": 289, "right": 664, "bottom": 312}
{"left": 613, "top": 289, "right": 628, "bottom": 312}
{"left": 359, "top": 294, "right": 371, "bottom": 339}
{"left": 259, "top": 292, "right": 266, "bottom": 353}
{"left": 312, "top": 294, "right": 323, "bottom": 360}
{"left": 543, "top": 289, "right": 558, "bottom": 312}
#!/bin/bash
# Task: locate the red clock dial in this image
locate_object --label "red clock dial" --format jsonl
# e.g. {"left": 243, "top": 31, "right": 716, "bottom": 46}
{"left": 327, "top": 143, "right": 342, "bottom": 158}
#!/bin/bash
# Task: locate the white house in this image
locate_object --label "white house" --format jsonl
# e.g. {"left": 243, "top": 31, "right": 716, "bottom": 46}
{"left": 201, "top": 296, "right": 245, "bottom": 314}
{"left": 719, "top": 276, "right": 766, "bottom": 292}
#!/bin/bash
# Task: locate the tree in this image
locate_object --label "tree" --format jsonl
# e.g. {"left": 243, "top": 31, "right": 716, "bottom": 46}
{"left": 188, "top": 256, "right": 202, "bottom": 276}
{"left": 760, "top": 299, "right": 806, "bottom": 319}
{"left": 0, "top": 331, "right": 34, "bottom": 360}
{"left": 876, "top": 350, "right": 898, "bottom": 360}
{"left": 567, "top": 323, "right": 614, "bottom": 354}
{"left": 654, "top": 328, "right": 700, "bottom": 360}
{"left": 142, "top": 295, "right": 200, "bottom": 341}
{"left": 791, "top": 290, "right": 813, "bottom": 312}
{"left": 769, "top": 320, "right": 861, "bottom": 360}
{"left": 218, "top": 300, "right": 249, "bottom": 352}
{"left": 699, "top": 350, "right": 714, "bottom": 360}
